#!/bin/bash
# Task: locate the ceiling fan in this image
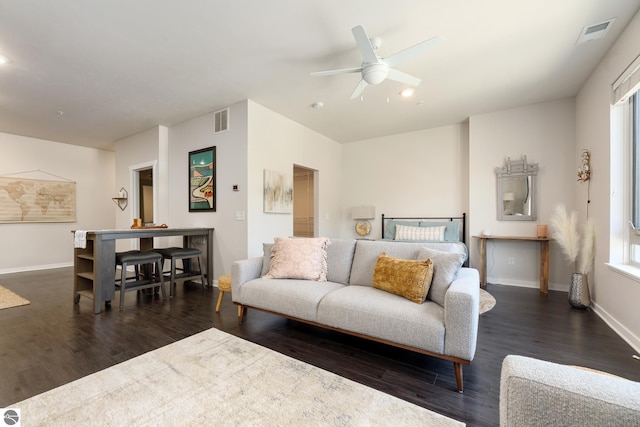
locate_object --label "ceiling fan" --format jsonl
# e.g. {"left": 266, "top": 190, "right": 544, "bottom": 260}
{"left": 311, "top": 25, "right": 445, "bottom": 99}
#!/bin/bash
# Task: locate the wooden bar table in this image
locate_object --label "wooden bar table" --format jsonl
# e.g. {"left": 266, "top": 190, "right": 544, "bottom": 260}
{"left": 72, "top": 227, "right": 214, "bottom": 313}
{"left": 473, "top": 235, "right": 551, "bottom": 293}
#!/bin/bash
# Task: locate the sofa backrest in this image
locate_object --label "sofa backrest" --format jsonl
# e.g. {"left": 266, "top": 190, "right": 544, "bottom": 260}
{"left": 261, "top": 238, "right": 357, "bottom": 284}
{"left": 349, "top": 240, "right": 423, "bottom": 286}
{"left": 349, "top": 240, "right": 467, "bottom": 287}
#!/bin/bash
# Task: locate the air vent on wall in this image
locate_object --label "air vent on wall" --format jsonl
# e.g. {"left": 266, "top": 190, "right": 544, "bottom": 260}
{"left": 214, "top": 108, "right": 229, "bottom": 134}
{"left": 577, "top": 18, "right": 616, "bottom": 45}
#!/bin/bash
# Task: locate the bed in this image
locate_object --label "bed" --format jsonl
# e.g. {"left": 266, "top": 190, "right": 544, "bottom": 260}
{"left": 381, "top": 213, "right": 468, "bottom": 265}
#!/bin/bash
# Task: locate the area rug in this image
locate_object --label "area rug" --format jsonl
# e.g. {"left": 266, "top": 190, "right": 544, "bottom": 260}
{"left": 0, "top": 284, "right": 30, "bottom": 310}
{"left": 480, "top": 288, "right": 496, "bottom": 314}
{"left": 11, "top": 328, "right": 464, "bottom": 427}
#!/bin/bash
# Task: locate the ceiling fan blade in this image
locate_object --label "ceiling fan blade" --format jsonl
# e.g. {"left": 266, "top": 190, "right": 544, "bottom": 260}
{"left": 384, "top": 36, "right": 445, "bottom": 67}
{"left": 310, "top": 67, "right": 362, "bottom": 77}
{"left": 387, "top": 68, "right": 421, "bottom": 86}
{"left": 352, "top": 25, "right": 378, "bottom": 63}
{"left": 350, "top": 79, "right": 368, "bottom": 99}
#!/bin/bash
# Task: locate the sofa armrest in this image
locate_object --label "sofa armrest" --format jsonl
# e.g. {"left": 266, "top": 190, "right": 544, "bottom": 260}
{"left": 443, "top": 267, "right": 479, "bottom": 360}
{"left": 231, "top": 257, "right": 263, "bottom": 302}
{"left": 500, "top": 355, "right": 640, "bottom": 427}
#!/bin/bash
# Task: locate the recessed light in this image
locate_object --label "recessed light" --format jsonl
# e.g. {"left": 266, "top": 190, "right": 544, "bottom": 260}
{"left": 0, "top": 55, "right": 9, "bottom": 65}
{"left": 400, "top": 88, "right": 415, "bottom": 97}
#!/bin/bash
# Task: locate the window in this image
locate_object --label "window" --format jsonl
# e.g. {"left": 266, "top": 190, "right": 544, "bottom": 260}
{"left": 629, "top": 91, "right": 640, "bottom": 265}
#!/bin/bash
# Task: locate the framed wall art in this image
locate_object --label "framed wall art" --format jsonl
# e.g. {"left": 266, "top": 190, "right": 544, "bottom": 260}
{"left": 263, "top": 169, "right": 292, "bottom": 213}
{"left": 189, "top": 146, "right": 216, "bottom": 212}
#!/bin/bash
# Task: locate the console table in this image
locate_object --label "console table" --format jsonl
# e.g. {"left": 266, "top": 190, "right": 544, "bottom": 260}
{"left": 72, "top": 227, "right": 214, "bottom": 313}
{"left": 473, "top": 235, "right": 551, "bottom": 293}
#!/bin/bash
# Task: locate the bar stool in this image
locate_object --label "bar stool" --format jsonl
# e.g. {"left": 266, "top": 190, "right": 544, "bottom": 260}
{"left": 156, "top": 247, "right": 206, "bottom": 298}
{"left": 115, "top": 250, "right": 166, "bottom": 310}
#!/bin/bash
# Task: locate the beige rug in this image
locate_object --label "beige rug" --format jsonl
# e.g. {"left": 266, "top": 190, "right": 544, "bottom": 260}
{"left": 0, "top": 284, "right": 30, "bottom": 310}
{"left": 480, "top": 288, "right": 496, "bottom": 314}
{"left": 12, "top": 328, "right": 464, "bottom": 427}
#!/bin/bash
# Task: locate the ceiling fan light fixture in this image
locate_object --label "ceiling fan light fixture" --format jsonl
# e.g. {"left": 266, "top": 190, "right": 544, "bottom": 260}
{"left": 400, "top": 88, "right": 415, "bottom": 97}
{"left": 362, "top": 63, "right": 389, "bottom": 85}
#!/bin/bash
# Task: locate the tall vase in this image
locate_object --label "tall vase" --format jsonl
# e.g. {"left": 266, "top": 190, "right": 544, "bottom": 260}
{"left": 569, "top": 273, "right": 591, "bottom": 309}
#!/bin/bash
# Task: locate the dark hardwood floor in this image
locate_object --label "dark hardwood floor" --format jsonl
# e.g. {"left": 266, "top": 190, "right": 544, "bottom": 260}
{"left": 1, "top": 267, "right": 639, "bottom": 426}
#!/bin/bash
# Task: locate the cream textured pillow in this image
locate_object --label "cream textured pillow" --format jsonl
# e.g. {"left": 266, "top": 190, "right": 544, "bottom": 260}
{"left": 263, "top": 237, "right": 331, "bottom": 281}
{"left": 417, "top": 246, "right": 465, "bottom": 306}
{"left": 372, "top": 253, "right": 434, "bottom": 304}
{"left": 395, "top": 224, "right": 446, "bottom": 241}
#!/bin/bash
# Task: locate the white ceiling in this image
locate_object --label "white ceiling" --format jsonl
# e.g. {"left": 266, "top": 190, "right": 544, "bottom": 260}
{"left": 1, "top": 1, "right": 639, "bottom": 151}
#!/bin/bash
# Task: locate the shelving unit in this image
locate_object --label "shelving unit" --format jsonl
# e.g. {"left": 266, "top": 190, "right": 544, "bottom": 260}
{"left": 73, "top": 238, "right": 98, "bottom": 304}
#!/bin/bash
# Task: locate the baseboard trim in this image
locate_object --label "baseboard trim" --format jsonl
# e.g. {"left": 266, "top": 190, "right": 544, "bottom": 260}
{"left": 591, "top": 301, "right": 640, "bottom": 355}
{"left": 0, "top": 262, "right": 72, "bottom": 275}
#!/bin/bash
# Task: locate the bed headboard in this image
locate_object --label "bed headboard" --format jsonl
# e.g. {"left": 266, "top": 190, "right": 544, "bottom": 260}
{"left": 381, "top": 213, "right": 467, "bottom": 244}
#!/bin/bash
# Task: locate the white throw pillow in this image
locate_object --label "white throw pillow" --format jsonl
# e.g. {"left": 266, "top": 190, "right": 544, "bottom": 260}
{"left": 263, "top": 237, "right": 331, "bottom": 281}
{"left": 395, "top": 224, "right": 446, "bottom": 241}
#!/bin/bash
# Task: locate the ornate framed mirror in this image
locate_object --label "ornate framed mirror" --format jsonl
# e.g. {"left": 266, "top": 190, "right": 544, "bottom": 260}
{"left": 496, "top": 156, "right": 538, "bottom": 221}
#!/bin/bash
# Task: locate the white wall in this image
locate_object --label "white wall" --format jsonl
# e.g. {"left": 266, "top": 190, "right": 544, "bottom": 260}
{"left": 468, "top": 98, "right": 576, "bottom": 290}
{"left": 114, "top": 126, "right": 163, "bottom": 252}
{"left": 341, "top": 124, "right": 469, "bottom": 239}
{"left": 168, "top": 101, "right": 248, "bottom": 278}
{"left": 576, "top": 9, "right": 640, "bottom": 351}
{"left": 0, "top": 132, "right": 115, "bottom": 273}
{"left": 246, "top": 100, "right": 343, "bottom": 257}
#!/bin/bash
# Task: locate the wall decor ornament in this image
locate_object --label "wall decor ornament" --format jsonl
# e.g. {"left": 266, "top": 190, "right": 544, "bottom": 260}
{"left": 577, "top": 149, "right": 591, "bottom": 182}
{"left": 263, "top": 169, "right": 293, "bottom": 213}
{"left": 189, "top": 147, "right": 216, "bottom": 212}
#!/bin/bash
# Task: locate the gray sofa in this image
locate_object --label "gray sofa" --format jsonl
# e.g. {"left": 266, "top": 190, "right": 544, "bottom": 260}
{"left": 500, "top": 355, "right": 640, "bottom": 426}
{"left": 231, "top": 238, "right": 480, "bottom": 392}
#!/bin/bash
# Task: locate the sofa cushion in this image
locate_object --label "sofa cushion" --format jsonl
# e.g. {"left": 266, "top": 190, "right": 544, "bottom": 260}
{"left": 372, "top": 253, "right": 434, "bottom": 304}
{"left": 394, "top": 224, "right": 446, "bottom": 241}
{"left": 261, "top": 242, "right": 274, "bottom": 277}
{"left": 349, "top": 240, "right": 425, "bottom": 287}
{"left": 263, "top": 237, "right": 330, "bottom": 281}
{"left": 239, "top": 278, "right": 345, "bottom": 322}
{"left": 261, "top": 239, "right": 356, "bottom": 285}
{"left": 317, "top": 285, "right": 445, "bottom": 354}
{"left": 325, "top": 238, "right": 357, "bottom": 284}
{"left": 418, "top": 246, "right": 466, "bottom": 306}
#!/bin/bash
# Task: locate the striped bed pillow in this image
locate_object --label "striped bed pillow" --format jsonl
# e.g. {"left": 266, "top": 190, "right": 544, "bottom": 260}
{"left": 394, "top": 224, "right": 446, "bottom": 241}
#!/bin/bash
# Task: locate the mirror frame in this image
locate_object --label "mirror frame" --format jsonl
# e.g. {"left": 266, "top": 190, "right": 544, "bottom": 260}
{"left": 496, "top": 156, "right": 538, "bottom": 221}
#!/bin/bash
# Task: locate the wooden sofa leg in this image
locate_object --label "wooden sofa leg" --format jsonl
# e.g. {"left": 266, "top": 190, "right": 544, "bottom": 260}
{"left": 238, "top": 305, "right": 246, "bottom": 324}
{"left": 454, "top": 362, "right": 464, "bottom": 393}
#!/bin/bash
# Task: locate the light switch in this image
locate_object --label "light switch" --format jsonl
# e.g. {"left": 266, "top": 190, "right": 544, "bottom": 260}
{"left": 235, "top": 211, "right": 245, "bottom": 221}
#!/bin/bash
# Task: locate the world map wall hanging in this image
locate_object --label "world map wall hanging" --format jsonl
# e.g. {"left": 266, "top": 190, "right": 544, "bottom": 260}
{"left": 0, "top": 176, "right": 76, "bottom": 223}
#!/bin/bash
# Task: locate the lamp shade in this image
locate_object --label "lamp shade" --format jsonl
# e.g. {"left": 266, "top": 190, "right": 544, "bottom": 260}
{"left": 503, "top": 192, "right": 515, "bottom": 201}
{"left": 352, "top": 205, "right": 376, "bottom": 220}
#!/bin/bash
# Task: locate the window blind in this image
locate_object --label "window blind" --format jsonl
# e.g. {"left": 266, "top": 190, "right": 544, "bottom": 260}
{"left": 612, "top": 53, "right": 640, "bottom": 105}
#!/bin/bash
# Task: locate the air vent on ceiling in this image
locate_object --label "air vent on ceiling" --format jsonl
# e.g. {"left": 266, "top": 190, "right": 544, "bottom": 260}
{"left": 214, "top": 108, "right": 229, "bottom": 134}
{"left": 577, "top": 18, "right": 616, "bottom": 45}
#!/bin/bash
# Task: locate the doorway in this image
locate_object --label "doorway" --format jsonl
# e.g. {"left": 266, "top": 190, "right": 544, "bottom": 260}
{"left": 293, "top": 165, "right": 316, "bottom": 237}
{"left": 138, "top": 168, "right": 154, "bottom": 224}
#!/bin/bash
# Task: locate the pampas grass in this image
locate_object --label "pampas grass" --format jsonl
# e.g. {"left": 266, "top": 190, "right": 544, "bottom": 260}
{"left": 549, "top": 204, "right": 596, "bottom": 274}
{"left": 549, "top": 205, "right": 579, "bottom": 266}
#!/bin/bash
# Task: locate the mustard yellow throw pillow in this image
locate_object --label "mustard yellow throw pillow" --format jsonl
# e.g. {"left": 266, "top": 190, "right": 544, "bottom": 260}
{"left": 372, "top": 253, "right": 434, "bottom": 304}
